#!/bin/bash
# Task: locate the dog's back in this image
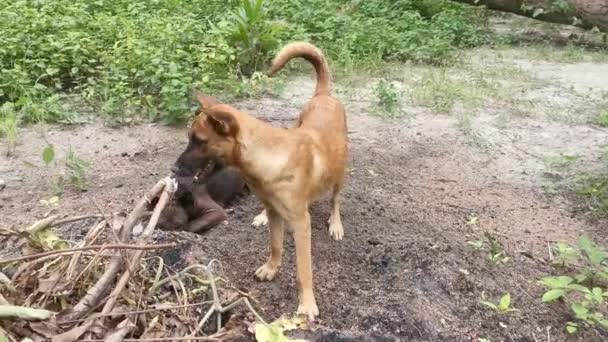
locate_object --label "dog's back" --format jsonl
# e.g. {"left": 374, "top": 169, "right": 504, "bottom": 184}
{"left": 270, "top": 42, "right": 348, "bottom": 193}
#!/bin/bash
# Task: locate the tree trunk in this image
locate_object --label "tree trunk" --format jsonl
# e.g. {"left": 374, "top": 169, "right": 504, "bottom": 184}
{"left": 452, "top": 0, "right": 608, "bottom": 32}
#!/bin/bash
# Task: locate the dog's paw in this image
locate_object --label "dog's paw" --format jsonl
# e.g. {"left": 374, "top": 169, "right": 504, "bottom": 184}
{"left": 329, "top": 220, "right": 344, "bottom": 241}
{"left": 255, "top": 262, "right": 279, "bottom": 281}
{"left": 297, "top": 298, "right": 319, "bottom": 321}
{"left": 252, "top": 210, "right": 268, "bottom": 227}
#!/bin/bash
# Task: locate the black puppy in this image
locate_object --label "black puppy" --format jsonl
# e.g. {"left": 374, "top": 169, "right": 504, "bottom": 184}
{"left": 152, "top": 158, "right": 246, "bottom": 234}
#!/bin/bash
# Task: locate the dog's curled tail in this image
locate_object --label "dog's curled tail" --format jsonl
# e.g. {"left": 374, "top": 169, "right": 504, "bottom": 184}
{"left": 270, "top": 42, "right": 330, "bottom": 96}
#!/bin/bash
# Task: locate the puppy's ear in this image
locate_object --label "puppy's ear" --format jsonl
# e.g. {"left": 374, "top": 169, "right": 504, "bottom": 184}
{"left": 193, "top": 90, "right": 219, "bottom": 109}
{"left": 206, "top": 111, "right": 239, "bottom": 137}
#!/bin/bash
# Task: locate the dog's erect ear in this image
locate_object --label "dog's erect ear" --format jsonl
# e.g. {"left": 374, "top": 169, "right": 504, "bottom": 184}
{"left": 193, "top": 90, "right": 219, "bottom": 109}
{"left": 206, "top": 111, "right": 239, "bottom": 137}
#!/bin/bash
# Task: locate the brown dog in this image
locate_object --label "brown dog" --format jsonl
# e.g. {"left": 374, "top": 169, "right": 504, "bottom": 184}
{"left": 173, "top": 42, "right": 348, "bottom": 319}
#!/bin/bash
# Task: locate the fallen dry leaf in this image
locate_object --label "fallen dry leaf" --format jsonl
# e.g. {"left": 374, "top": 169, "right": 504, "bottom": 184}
{"left": 51, "top": 322, "right": 92, "bottom": 342}
{"left": 29, "top": 319, "right": 60, "bottom": 338}
{"left": 104, "top": 319, "right": 135, "bottom": 342}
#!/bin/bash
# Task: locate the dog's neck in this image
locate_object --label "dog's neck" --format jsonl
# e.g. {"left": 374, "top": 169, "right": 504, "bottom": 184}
{"left": 233, "top": 115, "right": 293, "bottom": 187}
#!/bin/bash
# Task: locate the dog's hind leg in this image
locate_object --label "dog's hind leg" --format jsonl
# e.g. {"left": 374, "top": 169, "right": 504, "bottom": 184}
{"left": 255, "top": 208, "right": 284, "bottom": 281}
{"left": 328, "top": 184, "right": 344, "bottom": 240}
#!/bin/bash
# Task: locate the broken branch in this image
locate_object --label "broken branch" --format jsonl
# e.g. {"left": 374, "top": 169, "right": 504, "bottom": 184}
{"left": 0, "top": 243, "right": 177, "bottom": 265}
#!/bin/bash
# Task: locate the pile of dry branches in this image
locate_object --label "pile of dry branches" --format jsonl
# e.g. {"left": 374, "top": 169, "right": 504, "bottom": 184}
{"left": 0, "top": 177, "right": 265, "bottom": 341}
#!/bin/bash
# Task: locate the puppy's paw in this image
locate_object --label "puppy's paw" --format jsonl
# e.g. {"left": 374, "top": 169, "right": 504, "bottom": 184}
{"left": 329, "top": 220, "right": 344, "bottom": 241}
{"left": 252, "top": 210, "right": 268, "bottom": 227}
{"left": 297, "top": 298, "right": 319, "bottom": 321}
{"left": 255, "top": 262, "right": 279, "bottom": 281}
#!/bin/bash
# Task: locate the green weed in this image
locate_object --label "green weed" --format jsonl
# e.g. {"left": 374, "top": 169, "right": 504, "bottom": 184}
{"left": 225, "top": 0, "right": 284, "bottom": 77}
{"left": 541, "top": 234, "right": 608, "bottom": 334}
{"left": 65, "top": 148, "right": 89, "bottom": 191}
{"left": 544, "top": 153, "right": 579, "bottom": 173}
{"left": 0, "top": 102, "right": 19, "bottom": 154}
{"left": 479, "top": 293, "right": 519, "bottom": 313}
{"left": 577, "top": 173, "right": 608, "bottom": 215}
{"left": 593, "top": 111, "right": 608, "bottom": 127}
{"left": 0, "top": 0, "right": 485, "bottom": 127}
{"left": 525, "top": 43, "right": 608, "bottom": 64}
{"left": 42, "top": 144, "right": 90, "bottom": 193}
{"left": 374, "top": 80, "right": 404, "bottom": 118}
{"left": 466, "top": 235, "right": 511, "bottom": 266}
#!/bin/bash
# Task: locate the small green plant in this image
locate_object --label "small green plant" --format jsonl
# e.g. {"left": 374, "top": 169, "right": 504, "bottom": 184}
{"left": 374, "top": 79, "right": 403, "bottom": 118}
{"left": 541, "top": 234, "right": 608, "bottom": 334}
{"left": 42, "top": 144, "right": 89, "bottom": 193}
{"left": 467, "top": 235, "right": 510, "bottom": 266}
{"left": 593, "top": 111, "right": 608, "bottom": 128}
{"left": 577, "top": 174, "right": 608, "bottom": 216}
{"left": 65, "top": 148, "right": 89, "bottom": 191}
{"left": 0, "top": 102, "right": 18, "bottom": 154}
{"left": 226, "top": 0, "right": 282, "bottom": 77}
{"left": 488, "top": 237, "right": 511, "bottom": 266}
{"left": 552, "top": 242, "right": 579, "bottom": 267}
{"left": 480, "top": 293, "right": 519, "bottom": 313}
{"left": 42, "top": 144, "right": 55, "bottom": 166}
{"left": 544, "top": 153, "right": 579, "bottom": 173}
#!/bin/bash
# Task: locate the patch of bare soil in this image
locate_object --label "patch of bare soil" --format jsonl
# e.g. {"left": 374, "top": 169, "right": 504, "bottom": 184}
{"left": 2, "top": 52, "right": 608, "bottom": 341}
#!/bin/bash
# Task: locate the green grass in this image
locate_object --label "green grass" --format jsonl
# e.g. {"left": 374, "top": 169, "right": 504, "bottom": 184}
{"left": 593, "top": 111, "right": 608, "bottom": 127}
{"left": 373, "top": 79, "right": 406, "bottom": 118}
{"left": 525, "top": 43, "right": 608, "bottom": 64}
{"left": 407, "top": 60, "right": 536, "bottom": 118}
{"left": 0, "top": 0, "right": 486, "bottom": 133}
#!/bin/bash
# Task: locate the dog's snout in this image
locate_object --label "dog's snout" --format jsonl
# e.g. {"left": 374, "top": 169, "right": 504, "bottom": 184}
{"left": 170, "top": 164, "right": 180, "bottom": 174}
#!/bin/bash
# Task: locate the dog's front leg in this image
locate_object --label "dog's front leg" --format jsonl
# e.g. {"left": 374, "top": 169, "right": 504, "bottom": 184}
{"left": 255, "top": 208, "right": 284, "bottom": 280}
{"left": 292, "top": 213, "right": 319, "bottom": 320}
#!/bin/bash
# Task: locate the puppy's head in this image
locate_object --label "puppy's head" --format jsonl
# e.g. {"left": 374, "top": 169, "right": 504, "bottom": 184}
{"left": 172, "top": 91, "right": 240, "bottom": 176}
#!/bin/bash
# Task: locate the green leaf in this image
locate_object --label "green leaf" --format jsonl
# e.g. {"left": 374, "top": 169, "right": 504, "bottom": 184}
{"left": 46, "top": 67, "right": 59, "bottom": 76}
{"left": 578, "top": 234, "right": 593, "bottom": 252}
{"left": 542, "top": 289, "right": 566, "bottom": 302}
{"left": 42, "top": 144, "right": 55, "bottom": 165}
{"left": 480, "top": 301, "right": 498, "bottom": 311}
{"left": 566, "top": 325, "right": 577, "bottom": 334}
{"left": 498, "top": 293, "right": 511, "bottom": 311}
{"left": 540, "top": 276, "right": 573, "bottom": 289}
{"left": 31, "top": 228, "right": 69, "bottom": 251}
{"left": 571, "top": 302, "right": 589, "bottom": 319}
{"left": 577, "top": 234, "right": 607, "bottom": 264}
{"left": 255, "top": 324, "right": 288, "bottom": 342}
{"left": 532, "top": 7, "right": 544, "bottom": 17}
{"left": 566, "top": 284, "right": 590, "bottom": 294}
{"left": 591, "top": 287, "right": 604, "bottom": 304}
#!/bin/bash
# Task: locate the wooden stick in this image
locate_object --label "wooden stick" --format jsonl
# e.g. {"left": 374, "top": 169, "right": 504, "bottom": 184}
{"left": 53, "top": 215, "right": 104, "bottom": 227}
{"left": 68, "top": 177, "right": 171, "bottom": 321}
{"left": 65, "top": 220, "right": 106, "bottom": 280}
{"left": 100, "top": 177, "right": 177, "bottom": 315}
{"left": 1, "top": 243, "right": 176, "bottom": 265}
{"left": 22, "top": 215, "right": 103, "bottom": 234}
{"left": 60, "top": 301, "right": 213, "bottom": 324}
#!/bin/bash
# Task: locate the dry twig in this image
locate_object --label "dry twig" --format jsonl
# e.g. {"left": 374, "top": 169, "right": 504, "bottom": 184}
{"left": 67, "top": 177, "right": 171, "bottom": 321}
{"left": 0, "top": 243, "right": 177, "bottom": 265}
